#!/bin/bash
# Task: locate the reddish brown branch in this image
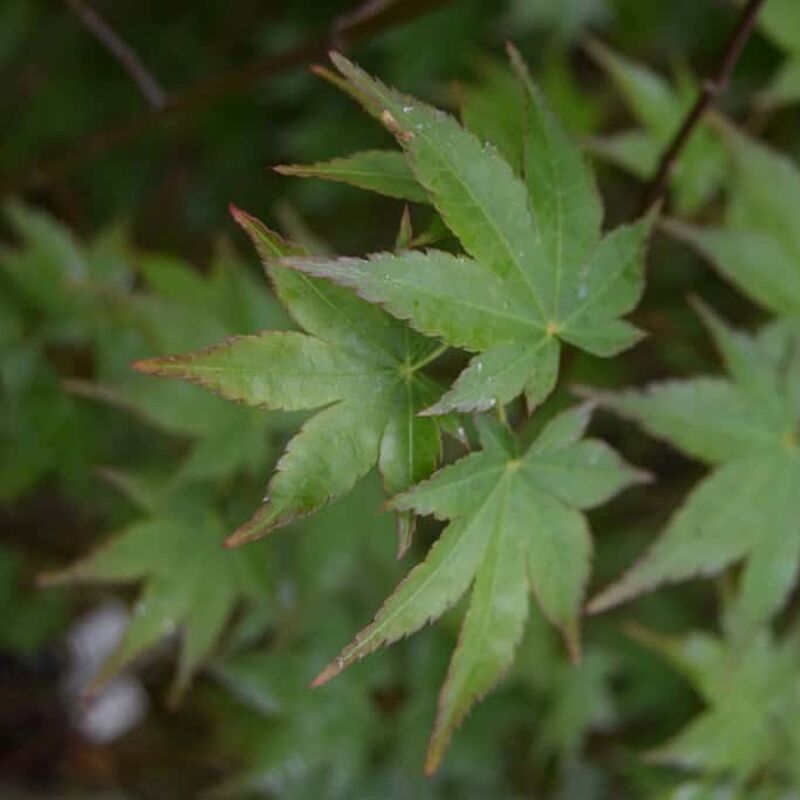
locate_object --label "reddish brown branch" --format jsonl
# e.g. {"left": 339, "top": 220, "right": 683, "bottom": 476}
{"left": 640, "top": 0, "right": 768, "bottom": 213}
{"left": 4, "top": 0, "right": 450, "bottom": 193}
{"left": 63, "top": 0, "right": 166, "bottom": 109}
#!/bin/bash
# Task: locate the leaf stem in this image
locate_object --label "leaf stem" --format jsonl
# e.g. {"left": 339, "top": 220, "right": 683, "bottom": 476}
{"left": 639, "top": 0, "right": 768, "bottom": 214}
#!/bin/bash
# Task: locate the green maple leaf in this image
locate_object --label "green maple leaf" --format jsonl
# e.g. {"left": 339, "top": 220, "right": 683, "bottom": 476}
{"left": 589, "top": 305, "right": 800, "bottom": 632}
{"left": 135, "top": 208, "right": 448, "bottom": 554}
{"left": 632, "top": 625, "right": 800, "bottom": 787}
{"left": 585, "top": 40, "right": 728, "bottom": 214}
{"left": 311, "top": 406, "right": 645, "bottom": 773}
{"left": 40, "top": 486, "right": 269, "bottom": 702}
{"left": 278, "top": 50, "right": 650, "bottom": 416}
{"left": 665, "top": 121, "right": 800, "bottom": 319}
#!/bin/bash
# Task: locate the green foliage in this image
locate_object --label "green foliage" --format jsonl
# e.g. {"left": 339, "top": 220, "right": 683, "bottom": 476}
{"left": 636, "top": 625, "right": 800, "bottom": 791}
{"left": 0, "top": 202, "right": 122, "bottom": 499}
{"left": 757, "top": 0, "right": 800, "bottom": 109}
{"left": 586, "top": 41, "right": 728, "bottom": 213}
{"left": 283, "top": 52, "right": 650, "bottom": 417}
{"left": 275, "top": 151, "right": 426, "bottom": 203}
{"left": 589, "top": 309, "right": 800, "bottom": 633}
{"left": 0, "top": 544, "right": 67, "bottom": 656}
{"left": 665, "top": 123, "right": 800, "bottom": 317}
{"left": 6, "top": 3, "right": 800, "bottom": 795}
{"left": 315, "top": 407, "right": 643, "bottom": 772}
{"left": 42, "top": 487, "right": 270, "bottom": 701}
{"left": 137, "top": 207, "right": 449, "bottom": 554}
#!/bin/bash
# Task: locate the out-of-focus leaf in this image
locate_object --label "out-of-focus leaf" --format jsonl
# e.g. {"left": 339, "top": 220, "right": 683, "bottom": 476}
{"left": 590, "top": 311, "right": 800, "bottom": 634}
{"left": 0, "top": 545, "right": 67, "bottom": 655}
{"left": 586, "top": 41, "right": 727, "bottom": 213}
{"left": 636, "top": 626, "right": 800, "bottom": 786}
{"left": 757, "top": 0, "right": 800, "bottom": 109}
{"left": 40, "top": 492, "right": 270, "bottom": 701}
{"left": 665, "top": 122, "right": 800, "bottom": 317}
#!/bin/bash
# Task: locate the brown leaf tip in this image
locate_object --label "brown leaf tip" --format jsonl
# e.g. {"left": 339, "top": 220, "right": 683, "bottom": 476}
{"left": 228, "top": 202, "right": 254, "bottom": 228}
{"left": 424, "top": 744, "right": 445, "bottom": 776}
{"left": 310, "top": 658, "right": 343, "bottom": 688}
{"left": 131, "top": 357, "right": 165, "bottom": 375}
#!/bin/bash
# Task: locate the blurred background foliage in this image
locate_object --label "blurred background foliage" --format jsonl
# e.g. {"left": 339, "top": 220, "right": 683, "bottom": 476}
{"left": 2, "top": 0, "right": 800, "bottom": 797}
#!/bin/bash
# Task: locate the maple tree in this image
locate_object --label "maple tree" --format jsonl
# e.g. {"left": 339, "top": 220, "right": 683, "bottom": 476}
{"left": 127, "top": 49, "right": 656, "bottom": 768}
{"left": 6, "top": 0, "right": 800, "bottom": 793}
{"left": 113, "top": 37, "right": 800, "bottom": 773}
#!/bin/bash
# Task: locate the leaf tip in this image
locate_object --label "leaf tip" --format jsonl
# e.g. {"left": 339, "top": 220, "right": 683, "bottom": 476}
{"left": 225, "top": 502, "right": 278, "bottom": 548}
{"left": 223, "top": 529, "right": 257, "bottom": 549}
{"left": 36, "top": 568, "right": 71, "bottom": 588}
{"left": 310, "top": 659, "right": 343, "bottom": 688}
{"left": 424, "top": 741, "right": 445, "bottom": 776}
{"left": 328, "top": 50, "right": 350, "bottom": 73}
{"left": 228, "top": 202, "right": 259, "bottom": 231}
{"left": 585, "top": 589, "right": 617, "bottom": 616}
{"left": 131, "top": 357, "right": 163, "bottom": 376}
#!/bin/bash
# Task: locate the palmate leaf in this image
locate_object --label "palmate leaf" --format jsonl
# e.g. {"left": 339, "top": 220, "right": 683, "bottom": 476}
{"left": 136, "top": 208, "right": 448, "bottom": 554}
{"left": 664, "top": 121, "right": 800, "bottom": 317}
{"left": 312, "top": 406, "right": 645, "bottom": 773}
{"left": 589, "top": 308, "right": 800, "bottom": 633}
{"left": 633, "top": 625, "right": 800, "bottom": 787}
{"left": 40, "top": 489, "right": 269, "bottom": 702}
{"left": 280, "top": 50, "right": 650, "bottom": 416}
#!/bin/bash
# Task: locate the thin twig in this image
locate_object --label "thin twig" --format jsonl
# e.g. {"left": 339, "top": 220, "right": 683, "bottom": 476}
{"left": 5, "top": 0, "right": 450, "bottom": 193}
{"left": 640, "top": 0, "right": 768, "bottom": 214}
{"left": 63, "top": 0, "right": 166, "bottom": 109}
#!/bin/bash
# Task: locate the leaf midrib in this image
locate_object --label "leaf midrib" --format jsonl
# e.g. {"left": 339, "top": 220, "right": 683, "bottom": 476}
{"left": 450, "top": 475, "right": 513, "bottom": 699}
{"left": 351, "top": 477, "right": 505, "bottom": 654}
{"left": 292, "top": 269, "right": 403, "bottom": 366}
{"left": 361, "top": 78, "right": 548, "bottom": 322}
{"left": 378, "top": 271, "right": 545, "bottom": 334}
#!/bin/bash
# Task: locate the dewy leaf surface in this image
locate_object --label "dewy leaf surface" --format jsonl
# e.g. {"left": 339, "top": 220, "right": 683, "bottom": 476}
{"left": 590, "top": 311, "right": 800, "bottom": 630}
{"left": 282, "top": 52, "right": 650, "bottom": 415}
{"left": 312, "top": 407, "right": 643, "bottom": 772}
{"left": 135, "top": 208, "right": 446, "bottom": 553}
